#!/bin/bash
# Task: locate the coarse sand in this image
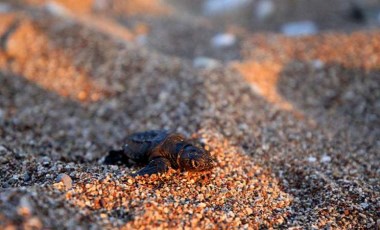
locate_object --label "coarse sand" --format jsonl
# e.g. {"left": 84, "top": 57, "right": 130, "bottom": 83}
{"left": 0, "top": 1, "right": 379, "bottom": 229}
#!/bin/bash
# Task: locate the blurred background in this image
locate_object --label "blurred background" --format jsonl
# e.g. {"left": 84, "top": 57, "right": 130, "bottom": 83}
{"left": 171, "top": 0, "right": 380, "bottom": 30}
{"left": 1, "top": 1, "right": 379, "bottom": 228}
{"left": 1, "top": 0, "right": 380, "bottom": 62}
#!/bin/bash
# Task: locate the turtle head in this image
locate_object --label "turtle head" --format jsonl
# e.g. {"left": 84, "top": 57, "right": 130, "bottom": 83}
{"left": 179, "top": 145, "right": 216, "bottom": 171}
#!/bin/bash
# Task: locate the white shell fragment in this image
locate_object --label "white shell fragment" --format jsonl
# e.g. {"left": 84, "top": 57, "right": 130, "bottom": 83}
{"left": 281, "top": 21, "right": 318, "bottom": 37}
{"left": 211, "top": 33, "right": 236, "bottom": 48}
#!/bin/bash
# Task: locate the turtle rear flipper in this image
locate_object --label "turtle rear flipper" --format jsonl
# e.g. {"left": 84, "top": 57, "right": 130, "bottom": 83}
{"left": 103, "top": 149, "right": 130, "bottom": 165}
{"left": 132, "top": 157, "right": 170, "bottom": 177}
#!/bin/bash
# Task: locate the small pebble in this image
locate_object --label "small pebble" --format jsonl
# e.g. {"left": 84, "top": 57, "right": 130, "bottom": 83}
{"left": 360, "top": 202, "right": 369, "bottom": 209}
{"left": 281, "top": 21, "right": 318, "bottom": 36}
{"left": 44, "top": 1, "right": 69, "bottom": 16}
{"left": 321, "top": 155, "right": 331, "bottom": 163}
{"left": 203, "top": 0, "right": 249, "bottom": 15}
{"left": 307, "top": 156, "right": 317, "bottom": 163}
{"left": 311, "top": 59, "right": 325, "bottom": 70}
{"left": 23, "top": 173, "right": 31, "bottom": 182}
{"left": 18, "top": 196, "right": 32, "bottom": 216}
{"left": 255, "top": 0, "right": 274, "bottom": 20}
{"left": 0, "top": 3, "right": 10, "bottom": 13}
{"left": 198, "top": 203, "right": 207, "bottom": 208}
{"left": 0, "top": 145, "right": 7, "bottom": 152}
{"left": 110, "top": 165, "right": 118, "bottom": 170}
{"left": 56, "top": 174, "right": 73, "bottom": 189}
{"left": 93, "top": 0, "right": 108, "bottom": 10}
{"left": 25, "top": 217, "right": 42, "bottom": 229}
{"left": 193, "top": 56, "right": 220, "bottom": 69}
{"left": 211, "top": 33, "right": 236, "bottom": 48}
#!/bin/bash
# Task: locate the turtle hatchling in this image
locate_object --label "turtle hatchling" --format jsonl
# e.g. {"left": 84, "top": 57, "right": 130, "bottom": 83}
{"left": 104, "top": 130, "right": 216, "bottom": 176}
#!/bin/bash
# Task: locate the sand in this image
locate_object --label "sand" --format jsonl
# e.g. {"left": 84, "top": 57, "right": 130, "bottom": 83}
{"left": 0, "top": 0, "right": 379, "bottom": 229}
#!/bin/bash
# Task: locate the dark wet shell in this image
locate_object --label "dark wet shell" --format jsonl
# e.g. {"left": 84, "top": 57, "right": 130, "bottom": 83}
{"left": 129, "top": 130, "right": 168, "bottom": 143}
{"left": 155, "top": 133, "right": 186, "bottom": 152}
{"left": 123, "top": 130, "right": 169, "bottom": 162}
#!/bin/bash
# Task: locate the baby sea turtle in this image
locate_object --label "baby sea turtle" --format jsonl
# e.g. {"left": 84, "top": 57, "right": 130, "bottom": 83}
{"left": 104, "top": 130, "right": 216, "bottom": 176}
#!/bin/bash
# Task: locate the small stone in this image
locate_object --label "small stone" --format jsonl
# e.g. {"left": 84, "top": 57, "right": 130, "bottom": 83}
{"left": 127, "top": 179, "right": 134, "bottom": 184}
{"left": 0, "top": 3, "right": 10, "bottom": 13}
{"left": 321, "top": 155, "right": 331, "bottom": 163}
{"left": 211, "top": 33, "right": 236, "bottom": 48}
{"left": 0, "top": 145, "right": 7, "bottom": 152}
{"left": 25, "top": 217, "right": 42, "bottom": 229}
{"left": 110, "top": 165, "right": 118, "bottom": 170}
{"left": 136, "top": 35, "right": 147, "bottom": 45}
{"left": 93, "top": 0, "right": 108, "bottom": 10}
{"left": 311, "top": 60, "right": 325, "bottom": 70}
{"left": 44, "top": 1, "right": 69, "bottom": 16}
{"left": 56, "top": 173, "right": 72, "bottom": 189}
{"left": 198, "top": 203, "right": 207, "bottom": 208}
{"left": 245, "top": 207, "right": 253, "bottom": 215}
{"left": 193, "top": 57, "right": 219, "bottom": 69}
{"left": 23, "top": 173, "right": 31, "bottom": 182}
{"left": 281, "top": 21, "right": 318, "bottom": 37}
{"left": 360, "top": 202, "right": 369, "bottom": 209}
{"left": 203, "top": 0, "right": 250, "bottom": 15}
{"left": 255, "top": 0, "right": 274, "bottom": 20}
{"left": 307, "top": 156, "right": 317, "bottom": 163}
{"left": 18, "top": 196, "right": 32, "bottom": 216}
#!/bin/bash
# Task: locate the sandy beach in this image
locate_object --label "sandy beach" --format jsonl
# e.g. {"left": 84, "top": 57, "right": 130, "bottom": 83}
{"left": 0, "top": 0, "right": 379, "bottom": 229}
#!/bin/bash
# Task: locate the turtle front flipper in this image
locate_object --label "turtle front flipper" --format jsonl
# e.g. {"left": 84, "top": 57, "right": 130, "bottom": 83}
{"left": 103, "top": 149, "right": 130, "bottom": 165}
{"left": 132, "top": 157, "right": 170, "bottom": 177}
